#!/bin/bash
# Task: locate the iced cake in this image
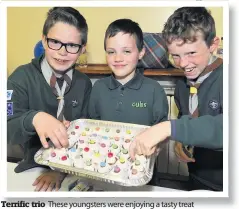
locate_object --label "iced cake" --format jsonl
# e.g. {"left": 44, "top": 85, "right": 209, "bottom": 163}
{"left": 39, "top": 120, "right": 150, "bottom": 182}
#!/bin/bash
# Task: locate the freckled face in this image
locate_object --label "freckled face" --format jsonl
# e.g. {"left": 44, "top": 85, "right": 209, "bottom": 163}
{"left": 168, "top": 34, "right": 217, "bottom": 79}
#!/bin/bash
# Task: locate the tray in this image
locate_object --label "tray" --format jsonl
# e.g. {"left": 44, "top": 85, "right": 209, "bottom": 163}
{"left": 34, "top": 119, "right": 156, "bottom": 186}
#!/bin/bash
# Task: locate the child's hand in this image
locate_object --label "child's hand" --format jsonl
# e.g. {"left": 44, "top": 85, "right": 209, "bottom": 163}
{"left": 129, "top": 121, "right": 171, "bottom": 160}
{"left": 174, "top": 142, "right": 195, "bottom": 163}
{"left": 33, "top": 112, "right": 69, "bottom": 149}
{"left": 32, "top": 170, "right": 67, "bottom": 192}
{"left": 62, "top": 120, "right": 71, "bottom": 129}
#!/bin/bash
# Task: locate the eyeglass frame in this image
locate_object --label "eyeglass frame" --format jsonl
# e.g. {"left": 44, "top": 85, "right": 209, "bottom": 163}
{"left": 45, "top": 37, "right": 83, "bottom": 54}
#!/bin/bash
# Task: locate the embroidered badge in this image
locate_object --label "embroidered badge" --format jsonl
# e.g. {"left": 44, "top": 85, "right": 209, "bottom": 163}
{"left": 7, "top": 102, "right": 13, "bottom": 116}
{"left": 7, "top": 90, "right": 13, "bottom": 101}
{"left": 208, "top": 100, "right": 219, "bottom": 110}
{"left": 72, "top": 100, "right": 78, "bottom": 107}
{"left": 132, "top": 101, "right": 147, "bottom": 108}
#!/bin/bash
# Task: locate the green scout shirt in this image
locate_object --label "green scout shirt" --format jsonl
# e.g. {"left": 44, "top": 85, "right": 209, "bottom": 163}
{"left": 171, "top": 63, "right": 223, "bottom": 191}
{"left": 7, "top": 55, "right": 92, "bottom": 172}
{"left": 88, "top": 69, "right": 168, "bottom": 126}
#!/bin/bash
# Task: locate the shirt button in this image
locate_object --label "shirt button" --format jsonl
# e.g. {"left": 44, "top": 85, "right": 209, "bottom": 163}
{"left": 119, "top": 101, "right": 123, "bottom": 105}
{"left": 120, "top": 93, "right": 124, "bottom": 96}
{"left": 121, "top": 87, "right": 124, "bottom": 91}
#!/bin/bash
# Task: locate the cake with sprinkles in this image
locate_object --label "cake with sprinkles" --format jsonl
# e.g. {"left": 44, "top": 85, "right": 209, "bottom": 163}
{"left": 38, "top": 119, "right": 152, "bottom": 184}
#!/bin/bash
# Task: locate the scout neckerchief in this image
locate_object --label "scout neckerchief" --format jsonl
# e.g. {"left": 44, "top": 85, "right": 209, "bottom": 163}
{"left": 175, "top": 56, "right": 223, "bottom": 161}
{"left": 41, "top": 58, "right": 73, "bottom": 121}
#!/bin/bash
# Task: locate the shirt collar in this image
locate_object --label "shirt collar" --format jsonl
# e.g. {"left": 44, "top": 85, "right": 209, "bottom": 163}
{"left": 107, "top": 69, "right": 144, "bottom": 90}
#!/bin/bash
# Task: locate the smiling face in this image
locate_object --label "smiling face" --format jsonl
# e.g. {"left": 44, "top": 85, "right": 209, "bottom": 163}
{"left": 105, "top": 32, "right": 145, "bottom": 84}
{"left": 168, "top": 33, "right": 218, "bottom": 80}
{"left": 42, "top": 22, "right": 85, "bottom": 72}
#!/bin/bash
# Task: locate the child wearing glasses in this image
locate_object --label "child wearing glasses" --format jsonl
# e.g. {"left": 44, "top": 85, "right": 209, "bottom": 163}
{"left": 7, "top": 7, "right": 92, "bottom": 191}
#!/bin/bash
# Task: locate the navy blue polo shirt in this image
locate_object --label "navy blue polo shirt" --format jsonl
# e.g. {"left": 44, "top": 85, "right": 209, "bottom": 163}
{"left": 88, "top": 69, "right": 168, "bottom": 126}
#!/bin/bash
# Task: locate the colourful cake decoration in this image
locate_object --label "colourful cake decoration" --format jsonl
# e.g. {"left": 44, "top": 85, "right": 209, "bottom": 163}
{"left": 100, "top": 162, "right": 106, "bottom": 167}
{"left": 114, "top": 137, "right": 120, "bottom": 141}
{"left": 119, "top": 157, "right": 125, "bottom": 164}
{"left": 122, "top": 149, "right": 128, "bottom": 155}
{"left": 100, "top": 143, "right": 106, "bottom": 148}
{"left": 132, "top": 169, "right": 138, "bottom": 175}
{"left": 108, "top": 152, "right": 113, "bottom": 158}
{"left": 135, "top": 160, "right": 140, "bottom": 166}
{"left": 89, "top": 139, "right": 96, "bottom": 144}
{"left": 82, "top": 132, "right": 86, "bottom": 136}
{"left": 114, "top": 166, "right": 121, "bottom": 173}
{"left": 84, "top": 147, "right": 90, "bottom": 152}
{"left": 51, "top": 152, "right": 56, "bottom": 157}
{"left": 41, "top": 120, "right": 150, "bottom": 183}
{"left": 79, "top": 139, "right": 84, "bottom": 144}
{"left": 61, "top": 156, "right": 68, "bottom": 161}
{"left": 86, "top": 159, "right": 92, "bottom": 166}
{"left": 125, "top": 139, "right": 131, "bottom": 143}
{"left": 69, "top": 147, "right": 76, "bottom": 152}
{"left": 94, "top": 152, "right": 100, "bottom": 158}
{"left": 126, "top": 130, "right": 131, "bottom": 134}
{"left": 112, "top": 144, "right": 118, "bottom": 149}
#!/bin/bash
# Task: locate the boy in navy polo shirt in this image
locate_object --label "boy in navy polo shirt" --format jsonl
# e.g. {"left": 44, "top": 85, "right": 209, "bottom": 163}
{"left": 88, "top": 19, "right": 169, "bottom": 185}
{"left": 89, "top": 19, "right": 168, "bottom": 126}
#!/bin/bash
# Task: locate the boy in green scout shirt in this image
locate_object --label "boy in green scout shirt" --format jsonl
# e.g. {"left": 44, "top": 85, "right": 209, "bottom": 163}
{"left": 88, "top": 19, "right": 169, "bottom": 185}
{"left": 88, "top": 19, "right": 168, "bottom": 126}
{"left": 7, "top": 7, "right": 92, "bottom": 191}
{"left": 130, "top": 7, "right": 223, "bottom": 191}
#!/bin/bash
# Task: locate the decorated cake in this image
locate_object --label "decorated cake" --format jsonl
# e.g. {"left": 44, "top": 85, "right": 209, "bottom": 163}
{"left": 35, "top": 119, "right": 153, "bottom": 185}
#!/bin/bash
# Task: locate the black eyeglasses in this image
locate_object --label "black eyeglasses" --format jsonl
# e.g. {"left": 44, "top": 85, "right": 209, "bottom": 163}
{"left": 46, "top": 37, "right": 82, "bottom": 54}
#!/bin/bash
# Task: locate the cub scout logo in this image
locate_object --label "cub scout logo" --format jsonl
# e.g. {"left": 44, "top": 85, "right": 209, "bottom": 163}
{"left": 72, "top": 100, "right": 78, "bottom": 107}
{"left": 132, "top": 101, "right": 147, "bottom": 108}
{"left": 208, "top": 100, "right": 219, "bottom": 110}
{"left": 7, "top": 90, "right": 13, "bottom": 100}
{"left": 7, "top": 102, "right": 13, "bottom": 116}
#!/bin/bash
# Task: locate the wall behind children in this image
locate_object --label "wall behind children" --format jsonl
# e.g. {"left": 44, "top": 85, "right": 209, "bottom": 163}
{"left": 7, "top": 7, "right": 223, "bottom": 76}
